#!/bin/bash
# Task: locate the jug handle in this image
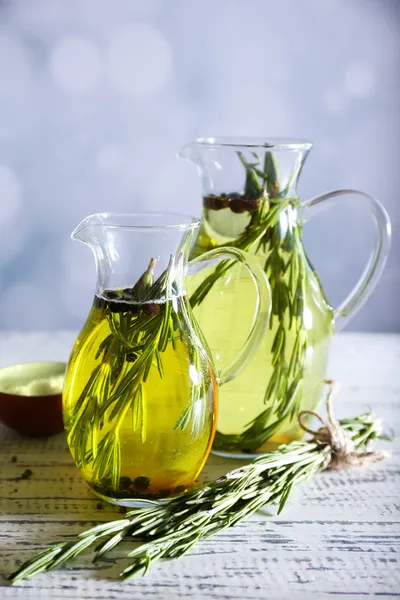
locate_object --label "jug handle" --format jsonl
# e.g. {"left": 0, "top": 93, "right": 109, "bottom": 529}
{"left": 188, "top": 247, "right": 271, "bottom": 385}
{"left": 301, "top": 189, "right": 391, "bottom": 332}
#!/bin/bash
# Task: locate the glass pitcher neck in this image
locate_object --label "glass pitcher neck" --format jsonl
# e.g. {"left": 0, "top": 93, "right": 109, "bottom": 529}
{"left": 71, "top": 212, "right": 200, "bottom": 299}
{"left": 179, "top": 137, "right": 312, "bottom": 199}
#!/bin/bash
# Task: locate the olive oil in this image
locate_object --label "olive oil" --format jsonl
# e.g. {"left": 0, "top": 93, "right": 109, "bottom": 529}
{"left": 188, "top": 205, "right": 333, "bottom": 454}
{"left": 189, "top": 259, "right": 331, "bottom": 449}
{"left": 63, "top": 292, "right": 217, "bottom": 504}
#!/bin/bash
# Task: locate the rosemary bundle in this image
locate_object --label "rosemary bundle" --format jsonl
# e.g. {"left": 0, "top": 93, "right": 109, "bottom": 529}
{"left": 190, "top": 149, "right": 332, "bottom": 452}
{"left": 10, "top": 385, "right": 389, "bottom": 584}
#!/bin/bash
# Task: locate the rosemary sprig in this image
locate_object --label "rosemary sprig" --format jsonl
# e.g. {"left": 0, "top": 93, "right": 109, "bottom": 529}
{"left": 9, "top": 408, "right": 387, "bottom": 584}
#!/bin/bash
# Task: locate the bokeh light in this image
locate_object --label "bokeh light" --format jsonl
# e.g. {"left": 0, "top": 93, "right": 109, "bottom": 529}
{"left": 107, "top": 23, "right": 173, "bottom": 96}
{"left": 49, "top": 36, "right": 102, "bottom": 93}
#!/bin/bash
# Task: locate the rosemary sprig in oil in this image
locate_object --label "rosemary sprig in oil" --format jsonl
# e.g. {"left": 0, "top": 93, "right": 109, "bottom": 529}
{"left": 191, "top": 150, "right": 331, "bottom": 452}
{"left": 66, "top": 256, "right": 207, "bottom": 493}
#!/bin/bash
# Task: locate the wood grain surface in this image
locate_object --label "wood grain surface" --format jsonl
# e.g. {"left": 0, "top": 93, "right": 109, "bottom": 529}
{"left": 0, "top": 332, "right": 399, "bottom": 600}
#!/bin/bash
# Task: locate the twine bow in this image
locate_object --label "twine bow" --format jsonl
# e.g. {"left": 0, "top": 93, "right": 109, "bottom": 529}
{"left": 298, "top": 380, "right": 390, "bottom": 470}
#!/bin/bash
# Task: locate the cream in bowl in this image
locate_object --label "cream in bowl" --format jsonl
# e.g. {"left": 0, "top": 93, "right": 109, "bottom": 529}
{"left": 0, "top": 362, "right": 66, "bottom": 437}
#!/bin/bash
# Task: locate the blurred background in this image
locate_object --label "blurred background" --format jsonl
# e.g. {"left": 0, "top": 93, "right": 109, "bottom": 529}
{"left": 0, "top": 0, "right": 399, "bottom": 332}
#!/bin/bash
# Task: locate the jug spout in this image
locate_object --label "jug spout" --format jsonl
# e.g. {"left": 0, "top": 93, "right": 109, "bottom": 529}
{"left": 178, "top": 141, "right": 200, "bottom": 163}
{"left": 71, "top": 213, "right": 107, "bottom": 244}
{"left": 178, "top": 137, "right": 312, "bottom": 199}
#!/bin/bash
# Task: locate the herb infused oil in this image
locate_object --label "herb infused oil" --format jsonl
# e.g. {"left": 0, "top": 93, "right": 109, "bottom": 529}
{"left": 63, "top": 266, "right": 217, "bottom": 505}
{"left": 188, "top": 206, "right": 332, "bottom": 453}
{"left": 185, "top": 145, "right": 334, "bottom": 455}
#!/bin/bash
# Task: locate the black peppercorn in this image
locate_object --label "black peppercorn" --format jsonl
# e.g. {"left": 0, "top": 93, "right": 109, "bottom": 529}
{"left": 246, "top": 198, "right": 261, "bottom": 212}
{"left": 230, "top": 198, "right": 247, "bottom": 213}
{"left": 119, "top": 476, "right": 132, "bottom": 490}
{"left": 213, "top": 197, "right": 226, "bottom": 210}
{"left": 143, "top": 303, "right": 160, "bottom": 316}
{"left": 103, "top": 290, "right": 121, "bottom": 300}
{"left": 133, "top": 476, "right": 151, "bottom": 491}
{"left": 203, "top": 195, "right": 215, "bottom": 209}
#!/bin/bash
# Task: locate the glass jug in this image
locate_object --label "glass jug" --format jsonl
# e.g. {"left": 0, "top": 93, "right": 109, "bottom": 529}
{"left": 179, "top": 137, "right": 391, "bottom": 457}
{"left": 63, "top": 212, "right": 270, "bottom": 505}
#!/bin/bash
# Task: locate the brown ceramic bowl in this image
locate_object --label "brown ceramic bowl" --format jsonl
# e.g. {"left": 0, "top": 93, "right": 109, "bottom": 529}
{"left": 0, "top": 362, "right": 66, "bottom": 437}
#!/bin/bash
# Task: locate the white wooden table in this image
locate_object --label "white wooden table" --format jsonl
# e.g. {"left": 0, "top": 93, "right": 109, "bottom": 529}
{"left": 0, "top": 332, "right": 399, "bottom": 600}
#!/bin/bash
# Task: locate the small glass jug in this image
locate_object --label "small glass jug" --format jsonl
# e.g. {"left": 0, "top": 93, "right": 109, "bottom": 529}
{"left": 63, "top": 213, "right": 270, "bottom": 505}
{"left": 179, "top": 137, "right": 391, "bottom": 457}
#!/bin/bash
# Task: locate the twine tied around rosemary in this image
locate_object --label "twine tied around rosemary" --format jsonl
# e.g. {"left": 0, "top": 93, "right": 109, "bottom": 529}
{"left": 298, "top": 380, "right": 390, "bottom": 470}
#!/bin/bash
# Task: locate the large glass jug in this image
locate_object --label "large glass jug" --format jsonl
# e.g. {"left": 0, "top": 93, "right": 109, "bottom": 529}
{"left": 63, "top": 213, "right": 270, "bottom": 505}
{"left": 179, "top": 138, "right": 391, "bottom": 457}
